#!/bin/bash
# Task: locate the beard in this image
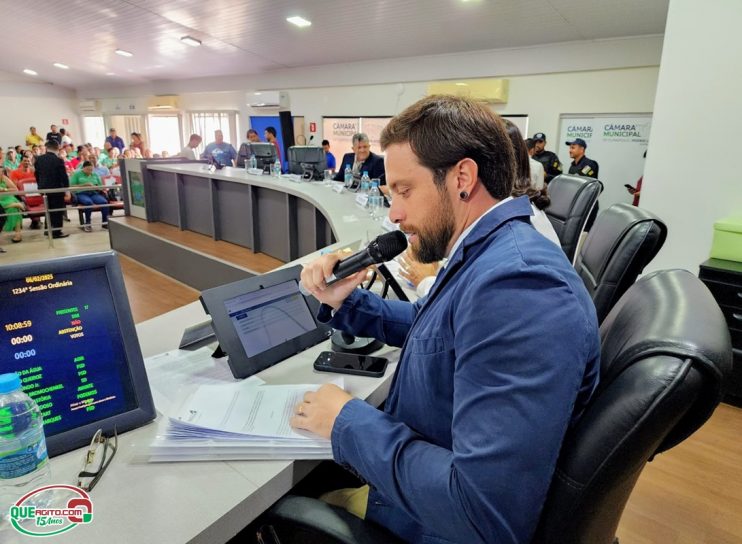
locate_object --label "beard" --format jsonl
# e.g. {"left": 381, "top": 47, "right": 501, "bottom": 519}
{"left": 411, "top": 188, "right": 456, "bottom": 263}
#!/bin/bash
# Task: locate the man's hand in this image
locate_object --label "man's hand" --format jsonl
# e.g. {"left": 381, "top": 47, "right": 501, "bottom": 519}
{"left": 300, "top": 253, "right": 367, "bottom": 310}
{"left": 398, "top": 251, "right": 440, "bottom": 288}
{"left": 290, "top": 384, "right": 353, "bottom": 439}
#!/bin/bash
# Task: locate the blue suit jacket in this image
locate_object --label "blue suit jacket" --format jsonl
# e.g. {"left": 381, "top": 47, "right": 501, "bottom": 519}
{"left": 322, "top": 196, "right": 600, "bottom": 543}
{"left": 332, "top": 151, "right": 386, "bottom": 183}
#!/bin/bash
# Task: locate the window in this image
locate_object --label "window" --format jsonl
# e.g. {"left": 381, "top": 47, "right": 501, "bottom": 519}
{"left": 147, "top": 115, "right": 182, "bottom": 156}
{"left": 82, "top": 117, "right": 106, "bottom": 147}
{"left": 187, "top": 112, "right": 237, "bottom": 155}
{"left": 322, "top": 117, "right": 392, "bottom": 158}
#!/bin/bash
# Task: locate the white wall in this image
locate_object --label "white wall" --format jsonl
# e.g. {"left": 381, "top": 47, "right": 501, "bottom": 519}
{"left": 641, "top": 0, "right": 742, "bottom": 273}
{"left": 0, "top": 76, "right": 80, "bottom": 150}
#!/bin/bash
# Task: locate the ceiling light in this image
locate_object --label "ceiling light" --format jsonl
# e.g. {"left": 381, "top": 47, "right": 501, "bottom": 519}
{"left": 180, "top": 35, "right": 202, "bottom": 47}
{"left": 23, "top": 69, "right": 38, "bottom": 76}
{"left": 115, "top": 49, "right": 134, "bottom": 57}
{"left": 53, "top": 63, "right": 69, "bottom": 69}
{"left": 286, "top": 16, "right": 312, "bottom": 28}
{"left": 106, "top": 72, "right": 116, "bottom": 76}
{"left": 455, "top": 82, "right": 468, "bottom": 86}
{"left": 254, "top": 92, "right": 262, "bottom": 96}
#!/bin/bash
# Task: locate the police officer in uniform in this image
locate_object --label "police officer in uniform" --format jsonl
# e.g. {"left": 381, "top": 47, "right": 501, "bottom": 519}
{"left": 566, "top": 138, "right": 599, "bottom": 179}
{"left": 531, "top": 132, "right": 562, "bottom": 184}
{"left": 566, "top": 138, "right": 600, "bottom": 230}
{"left": 35, "top": 140, "right": 69, "bottom": 238}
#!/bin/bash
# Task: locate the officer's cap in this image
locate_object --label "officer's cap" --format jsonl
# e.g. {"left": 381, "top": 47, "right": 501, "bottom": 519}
{"left": 565, "top": 138, "right": 587, "bottom": 149}
{"left": 532, "top": 132, "right": 546, "bottom": 142}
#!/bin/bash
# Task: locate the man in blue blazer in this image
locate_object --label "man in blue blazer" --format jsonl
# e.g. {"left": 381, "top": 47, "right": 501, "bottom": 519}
{"left": 332, "top": 132, "right": 386, "bottom": 184}
{"left": 294, "top": 96, "right": 600, "bottom": 544}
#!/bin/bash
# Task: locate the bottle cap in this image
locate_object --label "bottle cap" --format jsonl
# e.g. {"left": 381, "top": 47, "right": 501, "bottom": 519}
{"left": 0, "top": 373, "right": 22, "bottom": 394}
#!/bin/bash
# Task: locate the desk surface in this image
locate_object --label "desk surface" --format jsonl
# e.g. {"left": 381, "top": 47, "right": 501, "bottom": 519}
{"left": 3, "top": 182, "right": 402, "bottom": 543}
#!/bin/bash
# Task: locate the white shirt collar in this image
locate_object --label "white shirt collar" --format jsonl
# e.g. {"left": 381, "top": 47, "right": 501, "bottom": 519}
{"left": 444, "top": 196, "right": 513, "bottom": 264}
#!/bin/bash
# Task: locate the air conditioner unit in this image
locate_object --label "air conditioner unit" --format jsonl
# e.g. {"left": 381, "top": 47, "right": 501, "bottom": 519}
{"left": 427, "top": 78, "right": 509, "bottom": 104}
{"left": 148, "top": 95, "right": 180, "bottom": 111}
{"left": 247, "top": 91, "right": 290, "bottom": 110}
{"left": 78, "top": 100, "right": 100, "bottom": 114}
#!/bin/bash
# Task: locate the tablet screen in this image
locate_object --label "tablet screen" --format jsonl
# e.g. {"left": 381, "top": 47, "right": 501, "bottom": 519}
{"left": 225, "top": 280, "right": 316, "bottom": 357}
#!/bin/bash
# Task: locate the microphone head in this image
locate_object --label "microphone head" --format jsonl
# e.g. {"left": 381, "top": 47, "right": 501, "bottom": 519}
{"left": 370, "top": 230, "right": 408, "bottom": 262}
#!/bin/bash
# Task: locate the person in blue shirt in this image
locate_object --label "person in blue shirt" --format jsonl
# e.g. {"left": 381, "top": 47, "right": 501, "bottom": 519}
{"left": 105, "top": 128, "right": 125, "bottom": 152}
{"left": 201, "top": 130, "right": 237, "bottom": 167}
{"left": 322, "top": 139, "right": 336, "bottom": 171}
{"left": 293, "top": 95, "right": 601, "bottom": 544}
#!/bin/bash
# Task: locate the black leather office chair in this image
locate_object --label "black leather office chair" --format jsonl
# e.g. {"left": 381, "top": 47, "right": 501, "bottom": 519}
{"left": 545, "top": 174, "right": 603, "bottom": 264}
{"left": 575, "top": 203, "right": 667, "bottom": 324}
{"left": 260, "top": 270, "right": 732, "bottom": 544}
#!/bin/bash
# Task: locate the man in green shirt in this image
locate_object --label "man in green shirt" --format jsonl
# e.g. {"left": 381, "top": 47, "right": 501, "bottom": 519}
{"left": 70, "top": 161, "right": 109, "bottom": 231}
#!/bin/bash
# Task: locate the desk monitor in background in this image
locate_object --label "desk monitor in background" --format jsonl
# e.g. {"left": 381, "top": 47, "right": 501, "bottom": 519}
{"left": 288, "top": 146, "right": 327, "bottom": 180}
{"left": 200, "top": 265, "right": 331, "bottom": 379}
{"left": 249, "top": 142, "right": 277, "bottom": 170}
{"left": 0, "top": 251, "right": 156, "bottom": 457}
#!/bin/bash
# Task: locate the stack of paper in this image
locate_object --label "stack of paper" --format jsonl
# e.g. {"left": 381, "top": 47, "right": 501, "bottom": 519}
{"left": 148, "top": 377, "right": 342, "bottom": 462}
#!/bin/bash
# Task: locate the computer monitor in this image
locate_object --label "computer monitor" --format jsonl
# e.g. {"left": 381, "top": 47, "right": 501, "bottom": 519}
{"left": 287, "top": 146, "right": 327, "bottom": 180}
{"left": 249, "top": 142, "right": 277, "bottom": 170}
{"left": 0, "top": 251, "right": 156, "bottom": 457}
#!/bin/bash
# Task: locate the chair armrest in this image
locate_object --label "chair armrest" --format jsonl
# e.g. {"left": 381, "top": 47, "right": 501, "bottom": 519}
{"left": 262, "top": 495, "right": 403, "bottom": 544}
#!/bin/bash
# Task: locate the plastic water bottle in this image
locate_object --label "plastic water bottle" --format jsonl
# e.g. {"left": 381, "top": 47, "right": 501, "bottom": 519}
{"left": 274, "top": 159, "right": 281, "bottom": 177}
{"left": 344, "top": 165, "right": 352, "bottom": 187}
{"left": 368, "top": 181, "right": 383, "bottom": 220}
{"left": 249, "top": 154, "right": 257, "bottom": 170}
{"left": 0, "top": 373, "right": 51, "bottom": 520}
{"left": 361, "top": 171, "right": 370, "bottom": 194}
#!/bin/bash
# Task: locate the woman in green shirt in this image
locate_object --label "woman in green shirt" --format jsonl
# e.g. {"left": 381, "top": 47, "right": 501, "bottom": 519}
{"left": 70, "top": 161, "right": 109, "bottom": 232}
{"left": 0, "top": 168, "right": 25, "bottom": 243}
{"left": 3, "top": 149, "right": 20, "bottom": 171}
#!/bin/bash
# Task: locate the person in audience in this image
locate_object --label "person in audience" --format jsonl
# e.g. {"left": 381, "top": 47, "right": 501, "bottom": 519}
{"left": 69, "top": 160, "right": 109, "bottom": 232}
{"left": 46, "top": 124, "right": 62, "bottom": 146}
{"left": 201, "top": 130, "right": 237, "bottom": 167}
{"left": 161, "top": 151, "right": 170, "bottom": 158}
{"left": 59, "top": 149, "right": 74, "bottom": 173}
{"left": 35, "top": 140, "right": 69, "bottom": 238}
{"left": 122, "top": 149, "right": 134, "bottom": 159}
{"left": 247, "top": 129, "right": 261, "bottom": 143}
{"left": 31, "top": 144, "right": 41, "bottom": 157}
{"left": 0, "top": 168, "right": 24, "bottom": 243}
{"left": 264, "top": 126, "right": 282, "bottom": 166}
{"left": 106, "top": 128, "right": 125, "bottom": 152}
{"left": 322, "top": 139, "right": 337, "bottom": 171}
{"left": 3, "top": 149, "right": 20, "bottom": 170}
{"left": 133, "top": 148, "right": 143, "bottom": 159}
{"left": 25, "top": 126, "right": 44, "bottom": 147}
{"left": 143, "top": 149, "right": 154, "bottom": 159}
{"left": 89, "top": 155, "right": 110, "bottom": 178}
{"left": 100, "top": 141, "right": 114, "bottom": 167}
{"left": 332, "top": 132, "right": 385, "bottom": 184}
{"left": 531, "top": 132, "right": 562, "bottom": 184}
{"left": 60, "top": 128, "right": 73, "bottom": 147}
{"left": 14, "top": 145, "right": 22, "bottom": 155}
{"left": 38, "top": 144, "right": 46, "bottom": 155}
{"left": 525, "top": 138, "right": 545, "bottom": 189}
{"left": 179, "top": 134, "right": 203, "bottom": 159}
{"left": 292, "top": 95, "right": 600, "bottom": 544}
{"left": 11, "top": 155, "right": 35, "bottom": 181}
{"left": 74, "top": 149, "right": 91, "bottom": 169}
{"left": 130, "top": 132, "right": 146, "bottom": 155}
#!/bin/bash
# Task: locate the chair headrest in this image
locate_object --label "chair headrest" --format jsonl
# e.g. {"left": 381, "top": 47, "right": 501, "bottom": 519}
{"left": 599, "top": 269, "right": 733, "bottom": 451}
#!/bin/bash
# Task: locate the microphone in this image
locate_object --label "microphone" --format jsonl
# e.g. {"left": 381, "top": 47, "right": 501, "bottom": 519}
{"left": 300, "top": 230, "right": 407, "bottom": 294}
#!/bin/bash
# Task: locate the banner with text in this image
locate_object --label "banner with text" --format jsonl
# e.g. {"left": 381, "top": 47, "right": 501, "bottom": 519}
{"left": 558, "top": 114, "right": 652, "bottom": 211}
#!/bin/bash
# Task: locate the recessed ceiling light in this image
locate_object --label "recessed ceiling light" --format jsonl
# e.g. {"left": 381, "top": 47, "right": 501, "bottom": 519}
{"left": 286, "top": 16, "right": 312, "bottom": 28}
{"left": 180, "top": 35, "right": 202, "bottom": 47}
{"left": 455, "top": 82, "right": 468, "bottom": 86}
{"left": 23, "top": 69, "right": 38, "bottom": 76}
{"left": 53, "top": 63, "right": 70, "bottom": 69}
{"left": 106, "top": 72, "right": 116, "bottom": 76}
{"left": 115, "top": 49, "right": 134, "bottom": 57}
{"left": 254, "top": 92, "right": 262, "bottom": 96}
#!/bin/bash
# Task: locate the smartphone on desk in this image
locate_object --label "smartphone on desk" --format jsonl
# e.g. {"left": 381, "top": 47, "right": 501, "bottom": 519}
{"left": 313, "top": 351, "right": 389, "bottom": 378}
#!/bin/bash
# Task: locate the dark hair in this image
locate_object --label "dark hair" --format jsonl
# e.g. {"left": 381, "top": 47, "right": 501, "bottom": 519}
{"left": 525, "top": 138, "right": 535, "bottom": 151}
{"left": 380, "top": 95, "right": 514, "bottom": 199}
{"left": 77, "top": 145, "right": 84, "bottom": 153}
{"left": 321, "top": 139, "right": 330, "bottom": 146}
{"left": 503, "top": 120, "right": 550, "bottom": 210}
{"left": 46, "top": 140, "right": 59, "bottom": 150}
{"left": 265, "top": 126, "right": 277, "bottom": 137}
{"left": 60, "top": 128, "right": 66, "bottom": 135}
{"left": 247, "top": 129, "right": 258, "bottom": 136}
{"left": 82, "top": 160, "right": 93, "bottom": 168}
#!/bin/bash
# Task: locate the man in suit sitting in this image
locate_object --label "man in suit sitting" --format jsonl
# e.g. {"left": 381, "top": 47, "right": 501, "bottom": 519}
{"left": 333, "top": 133, "right": 385, "bottom": 187}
